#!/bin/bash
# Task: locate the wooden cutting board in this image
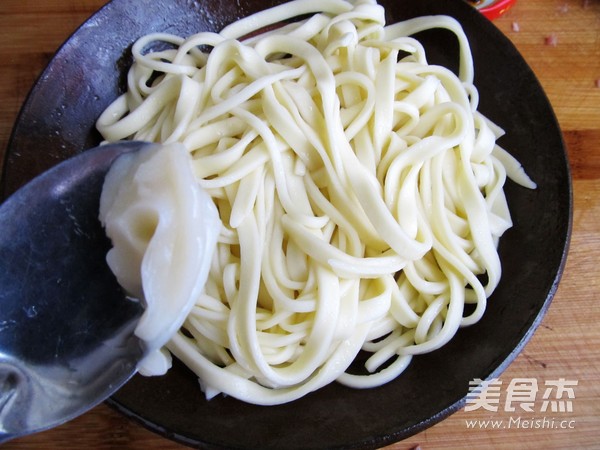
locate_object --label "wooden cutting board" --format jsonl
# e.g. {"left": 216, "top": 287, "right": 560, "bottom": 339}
{"left": 0, "top": 0, "right": 598, "bottom": 448}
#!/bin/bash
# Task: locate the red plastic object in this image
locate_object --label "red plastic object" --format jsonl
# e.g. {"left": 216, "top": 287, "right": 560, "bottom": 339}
{"left": 475, "top": 0, "right": 518, "bottom": 20}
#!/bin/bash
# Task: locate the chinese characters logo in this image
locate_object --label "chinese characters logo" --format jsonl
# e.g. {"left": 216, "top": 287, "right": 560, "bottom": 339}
{"left": 465, "top": 377, "right": 578, "bottom": 413}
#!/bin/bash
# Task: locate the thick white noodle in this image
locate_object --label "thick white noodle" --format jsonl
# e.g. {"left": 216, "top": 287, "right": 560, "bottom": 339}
{"left": 97, "top": 0, "right": 536, "bottom": 404}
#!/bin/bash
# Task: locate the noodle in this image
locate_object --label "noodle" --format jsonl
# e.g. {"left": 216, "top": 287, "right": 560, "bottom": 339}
{"left": 97, "top": 0, "right": 536, "bottom": 404}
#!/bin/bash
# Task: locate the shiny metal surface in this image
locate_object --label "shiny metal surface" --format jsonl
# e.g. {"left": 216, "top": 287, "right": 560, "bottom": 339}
{"left": 0, "top": 141, "right": 148, "bottom": 442}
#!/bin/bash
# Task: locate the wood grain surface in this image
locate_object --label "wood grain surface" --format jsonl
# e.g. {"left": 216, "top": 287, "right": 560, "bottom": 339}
{"left": 1, "top": 0, "right": 599, "bottom": 449}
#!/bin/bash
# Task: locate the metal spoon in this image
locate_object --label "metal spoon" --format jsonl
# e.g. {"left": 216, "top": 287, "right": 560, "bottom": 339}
{"left": 0, "top": 141, "right": 151, "bottom": 442}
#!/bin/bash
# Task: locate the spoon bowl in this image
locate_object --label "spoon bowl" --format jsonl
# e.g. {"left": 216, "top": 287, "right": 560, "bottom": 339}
{"left": 0, "top": 141, "right": 150, "bottom": 442}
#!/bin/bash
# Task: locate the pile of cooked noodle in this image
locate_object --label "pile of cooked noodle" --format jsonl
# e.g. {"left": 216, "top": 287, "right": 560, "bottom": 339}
{"left": 97, "top": 0, "right": 535, "bottom": 405}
